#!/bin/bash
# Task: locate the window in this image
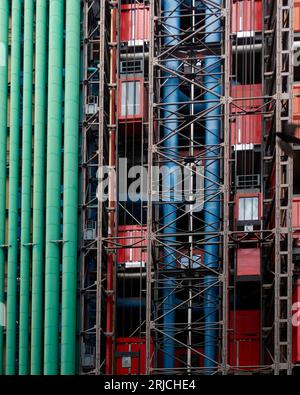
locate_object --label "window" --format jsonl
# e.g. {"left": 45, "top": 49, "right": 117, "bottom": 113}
{"left": 121, "top": 80, "right": 140, "bottom": 116}
{"left": 238, "top": 196, "right": 259, "bottom": 221}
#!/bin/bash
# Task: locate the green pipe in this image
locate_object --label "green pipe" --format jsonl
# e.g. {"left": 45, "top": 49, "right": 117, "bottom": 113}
{"left": 31, "top": 0, "right": 48, "bottom": 375}
{"left": 6, "top": 0, "right": 22, "bottom": 375}
{"left": 0, "top": 0, "right": 9, "bottom": 376}
{"left": 19, "top": 0, "right": 34, "bottom": 375}
{"left": 61, "top": 0, "right": 81, "bottom": 375}
{"left": 44, "top": 0, "right": 64, "bottom": 375}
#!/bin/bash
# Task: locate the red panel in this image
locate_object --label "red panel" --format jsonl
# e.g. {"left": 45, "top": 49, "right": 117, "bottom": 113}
{"left": 229, "top": 338, "right": 260, "bottom": 368}
{"left": 294, "top": 85, "right": 300, "bottom": 126}
{"left": 117, "top": 225, "right": 147, "bottom": 266}
{"left": 293, "top": 197, "right": 300, "bottom": 246}
{"left": 115, "top": 337, "right": 153, "bottom": 375}
{"left": 231, "top": 114, "right": 261, "bottom": 145}
{"left": 229, "top": 310, "right": 260, "bottom": 336}
{"left": 229, "top": 310, "right": 260, "bottom": 369}
{"left": 295, "top": 1, "right": 300, "bottom": 32}
{"left": 231, "top": 84, "right": 263, "bottom": 113}
{"left": 232, "top": 0, "right": 262, "bottom": 33}
{"left": 237, "top": 248, "right": 260, "bottom": 277}
{"left": 120, "top": 5, "right": 150, "bottom": 42}
{"left": 293, "top": 197, "right": 300, "bottom": 229}
{"left": 293, "top": 279, "right": 300, "bottom": 363}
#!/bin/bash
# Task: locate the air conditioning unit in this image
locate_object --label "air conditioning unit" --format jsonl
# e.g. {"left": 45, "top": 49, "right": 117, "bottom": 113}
{"left": 86, "top": 96, "right": 98, "bottom": 115}
{"left": 84, "top": 220, "right": 96, "bottom": 240}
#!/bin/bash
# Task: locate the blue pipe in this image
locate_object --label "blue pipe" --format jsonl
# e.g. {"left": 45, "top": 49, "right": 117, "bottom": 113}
{"left": 203, "top": 0, "right": 222, "bottom": 374}
{"left": 162, "top": 0, "right": 180, "bottom": 370}
{"left": 205, "top": 0, "right": 221, "bottom": 44}
{"left": 179, "top": 90, "right": 205, "bottom": 114}
{"left": 118, "top": 298, "right": 146, "bottom": 309}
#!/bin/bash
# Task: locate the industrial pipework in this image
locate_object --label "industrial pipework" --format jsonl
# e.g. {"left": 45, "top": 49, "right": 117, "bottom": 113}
{"left": 31, "top": 0, "right": 48, "bottom": 375}
{"left": 0, "top": 0, "right": 9, "bottom": 376}
{"left": 162, "top": 0, "right": 180, "bottom": 370}
{"left": 161, "top": 0, "right": 222, "bottom": 372}
{"left": 19, "top": 0, "right": 34, "bottom": 375}
{"left": 6, "top": 0, "right": 22, "bottom": 375}
{"left": 61, "top": 0, "right": 81, "bottom": 375}
{"left": 44, "top": 0, "right": 64, "bottom": 375}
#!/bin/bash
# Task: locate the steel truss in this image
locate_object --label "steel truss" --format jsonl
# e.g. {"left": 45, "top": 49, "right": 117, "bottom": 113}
{"left": 80, "top": 0, "right": 113, "bottom": 374}
{"left": 79, "top": 0, "right": 297, "bottom": 376}
{"left": 146, "top": 0, "right": 229, "bottom": 374}
{"left": 262, "top": 0, "right": 294, "bottom": 375}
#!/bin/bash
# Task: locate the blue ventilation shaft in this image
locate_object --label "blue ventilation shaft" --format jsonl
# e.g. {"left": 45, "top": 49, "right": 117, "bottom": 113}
{"left": 161, "top": 0, "right": 221, "bottom": 371}
{"left": 162, "top": 0, "right": 180, "bottom": 370}
{"left": 203, "top": 0, "right": 222, "bottom": 373}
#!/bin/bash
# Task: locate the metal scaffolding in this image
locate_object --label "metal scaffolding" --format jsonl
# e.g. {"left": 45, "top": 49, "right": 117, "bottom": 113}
{"left": 146, "top": 0, "right": 228, "bottom": 374}
{"left": 262, "top": 0, "right": 294, "bottom": 375}
{"left": 80, "top": 0, "right": 112, "bottom": 374}
{"left": 79, "top": 0, "right": 298, "bottom": 375}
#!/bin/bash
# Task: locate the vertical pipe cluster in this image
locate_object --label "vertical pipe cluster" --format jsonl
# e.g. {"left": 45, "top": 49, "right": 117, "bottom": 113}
{"left": 160, "top": 0, "right": 222, "bottom": 372}
{"left": 0, "top": 0, "right": 81, "bottom": 375}
{"left": 0, "top": 0, "right": 9, "bottom": 376}
{"left": 61, "top": 0, "right": 81, "bottom": 375}
{"left": 31, "top": 0, "right": 48, "bottom": 375}
{"left": 19, "top": 0, "right": 34, "bottom": 375}
{"left": 6, "top": 0, "right": 22, "bottom": 375}
{"left": 44, "top": 0, "right": 65, "bottom": 375}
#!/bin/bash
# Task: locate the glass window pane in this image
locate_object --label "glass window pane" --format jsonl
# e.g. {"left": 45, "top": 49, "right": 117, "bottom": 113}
{"left": 244, "top": 198, "right": 252, "bottom": 220}
{"left": 252, "top": 197, "right": 258, "bottom": 220}
{"left": 121, "top": 81, "right": 140, "bottom": 116}
{"left": 239, "top": 197, "right": 259, "bottom": 220}
{"left": 239, "top": 197, "right": 245, "bottom": 220}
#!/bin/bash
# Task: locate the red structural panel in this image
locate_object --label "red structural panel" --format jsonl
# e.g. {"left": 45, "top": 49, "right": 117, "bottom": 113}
{"left": 117, "top": 225, "right": 147, "bottom": 266}
{"left": 293, "top": 197, "right": 300, "bottom": 230}
{"left": 229, "top": 337, "right": 260, "bottom": 368}
{"left": 295, "top": 1, "right": 300, "bottom": 32}
{"left": 231, "top": 114, "right": 261, "bottom": 145}
{"left": 293, "top": 279, "right": 300, "bottom": 363}
{"left": 232, "top": 0, "right": 262, "bottom": 34}
{"left": 236, "top": 247, "right": 260, "bottom": 277}
{"left": 115, "top": 337, "right": 153, "bottom": 375}
{"left": 120, "top": 4, "right": 150, "bottom": 43}
{"left": 293, "top": 197, "right": 300, "bottom": 246}
{"left": 231, "top": 84, "right": 263, "bottom": 113}
{"left": 294, "top": 86, "right": 300, "bottom": 132}
{"left": 230, "top": 310, "right": 260, "bottom": 336}
{"left": 229, "top": 310, "right": 260, "bottom": 369}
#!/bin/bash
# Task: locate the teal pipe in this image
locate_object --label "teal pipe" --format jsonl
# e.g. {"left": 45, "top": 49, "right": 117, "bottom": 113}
{"left": 19, "top": 0, "right": 34, "bottom": 375}
{"left": 6, "top": 0, "right": 22, "bottom": 375}
{"left": 31, "top": 0, "right": 48, "bottom": 375}
{"left": 44, "top": 0, "right": 64, "bottom": 375}
{"left": 61, "top": 0, "right": 81, "bottom": 375}
{"left": 0, "top": 0, "right": 9, "bottom": 376}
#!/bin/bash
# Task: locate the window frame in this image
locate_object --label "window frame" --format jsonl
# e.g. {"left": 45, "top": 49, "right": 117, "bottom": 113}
{"left": 119, "top": 77, "right": 144, "bottom": 121}
{"left": 236, "top": 192, "right": 261, "bottom": 222}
